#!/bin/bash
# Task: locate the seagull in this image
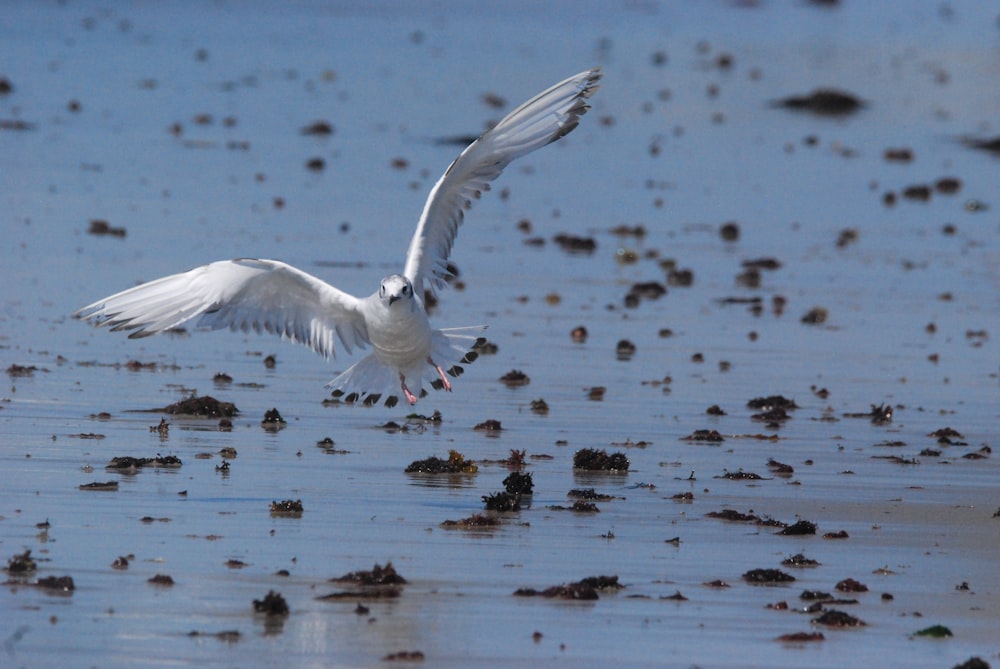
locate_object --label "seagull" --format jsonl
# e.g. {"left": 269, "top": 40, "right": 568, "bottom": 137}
{"left": 76, "top": 68, "right": 602, "bottom": 407}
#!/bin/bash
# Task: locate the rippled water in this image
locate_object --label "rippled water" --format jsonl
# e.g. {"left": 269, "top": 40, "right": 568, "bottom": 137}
{"left": 2, "top": 2, "right": 998, "bottom": 667}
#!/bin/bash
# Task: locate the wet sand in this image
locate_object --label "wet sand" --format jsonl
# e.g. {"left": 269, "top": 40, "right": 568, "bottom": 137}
{"left": 2, "top": 1, "right": 998, "bottom": 667}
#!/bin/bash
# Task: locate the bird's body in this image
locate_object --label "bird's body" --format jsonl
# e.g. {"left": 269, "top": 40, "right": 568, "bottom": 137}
{"left": 76, "top": 68, "right": 602, "bottom": 406}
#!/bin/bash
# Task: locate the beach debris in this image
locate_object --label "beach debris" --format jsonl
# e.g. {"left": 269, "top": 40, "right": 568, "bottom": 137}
{"left": 106, "top": 455, "right": 182, "bottom": 471}
{"left": 777, "top": 520, "right": 816, "bottom": 536}
{"left": 37, "top": 576, "right": 75, "bottom": 592}
{"left": 682, "top": 429, "right": 725, "bottom": 442}
{"left": 782, "top": 553, "right": 820, "bottom": 568}
{"left": 776, "top": 632, "right": 825, "bottom": 643}
{"left": 913, "top": 624, "right": 953, "bottom": 638}
{"left": 79, "top": 481, "right": 119, "bottom": 491}
{"left": 382, "top": 651, "right": 425, "bottom": 662}
{"left": 6, "top": 550, "right": 37, "bottom": 574}
{"left": 87, "top": 219, "right": 127, "bottom": 238}
{"left": 473, "top": 419, "right": 503, "bottom": 431}
{"left": 812, "top": 609, "right": 866, "bottom": 627}
{"left": 269, "top": 499, "right": 304, "bottom": 517}
{"left": 187, "top": 629, "right": 241, "bottom": 642}
{"left": 568, "top": 488, "right": 618, "bottom": 501}
{"left": 253, "top": 590, "right": 289, "bottom": 615}
{"left": 503, "top": 472, "right": 533, "bottom": 495}
{"left": 747, "top": 395, "right": 798, "bottom": 411}
{"left": 157, "top": 395, "right": 238, "bottom": 417}
{"left": 332, "top": 562, "right": 407, "bottom": 587}
{"left": 772, "top": 89, "right": 865, "bottom": 116}
{"left": 300, "top": 120, "right": 334, "bottom": 136}
{"left": 553, "top": 233, "right": 596, "bottom": 253}
{"left": 405, "top": 450, "right": 477, "bottom": 474}
{"left": 319, "top": 563, "right": 407, "bottom": 600}
{"left": 514, "top": 575, "right": 622, "bottom": 600}
{"left": 149, "top": 418, "right": 170, "bottom": 435}
{"left": 836, "top": 578, "right": 868, "bottom": 593}
{"left": 261, "top": 408, "right": 286, "bottom": 430}
{"left": 742, "top": 569, "right": 796, "bottom": 584}
{"left": 573, "top": 448, "right": 629, "bottom": 471}
{"left": 499, "top": 370, "right": 530, "bottom": 387}
{"left": 482, "top": 491, "right": 520, "bottom": 512}
{"left": 843, "top": 403, "right": 893, "bottom": 424}
{"left": 440, "top": 514, "right": 501, "bottom": 529}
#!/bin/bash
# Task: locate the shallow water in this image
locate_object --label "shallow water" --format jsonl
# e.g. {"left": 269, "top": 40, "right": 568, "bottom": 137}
{"left": 2, "top": 1, "right": 999, "bottom": 668}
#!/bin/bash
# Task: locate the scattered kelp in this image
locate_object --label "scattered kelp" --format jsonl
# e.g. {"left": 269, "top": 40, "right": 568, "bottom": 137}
{"left": 440, "top": 514, "right": 501, "bottom": 529}
{"left": 568, "top": 488, "right": 618, "bottom": 501}
{"left": 155, "top": 395, "right": 238, "bottom": 417}
{"left": 405, "top": 450, "right": 478, "bottom": 474}
{"left": 782, "top": 553, "right": 820, "bottom": 568}
{"left": 106, "top": 455, "right": 182, "bottom": 472}
{"left": 503, "top": 471, "right": 533, "bottom": 495}
{"left": 79, "top": 481, "right": 118, "bottom": 491}
{"left": 331, "top": 562, "right": 407, "bottom": 586}
{"left": 681, "top": 429, "right": 725, "bottom": 442}
{"left": 771, "top": 88, "right": 865, "bottom": 116}
{"left": 482, "top": 491, "right": 521, "bottom": 512}
{"left": 261, "top": 408, "right": 286, "bottom": 430}
{"left": 319, "top": 563, "right": 407, "bottom": 600}
{"left": 742, "top": 569, "right": 796, "bottom": 584}
{"left": 36, "top": 576, "right": 75, "bottom": 592}
{"left": 269, "top": 499, "right": 303, "bottom": 518}
{"left": 843, "top": 403, "right": 893, "bottom": 424}
{"left": 253, "top": 590, "right": 289, "bottom": 615}
{"left": 514, "top": 575, "right": 622, "bottom": 600}
{"left": 777, "top": 520, "right": 817, "bottom": 536}
{"left": 6, "top": 550, "right": 37, "bottom": 574}
{"left": 913, "top": 624, "right": 953, "bottom": 638}
{"left": 812, "top": 609, "right": 866, "bottom": 627}
{"left": 573, "top": 448, "right": 629, "bottom": 471}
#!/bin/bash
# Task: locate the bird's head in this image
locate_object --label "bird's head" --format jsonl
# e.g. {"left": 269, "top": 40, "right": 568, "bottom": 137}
{"left": 379, "top": 274, "right": 415, "bottom": 307}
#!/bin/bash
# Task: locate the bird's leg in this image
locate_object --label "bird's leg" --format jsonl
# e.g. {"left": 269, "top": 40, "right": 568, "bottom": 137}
{"left": 399, "top": 373, "right": 418, "bottom": 405}
{"left": 429, "top": 357, "right": 452, "bottom": 392}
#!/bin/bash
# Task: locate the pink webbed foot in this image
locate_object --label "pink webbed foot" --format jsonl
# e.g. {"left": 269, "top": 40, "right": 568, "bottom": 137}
{"left": 429, "top": 357, "right": 451, "bottom": 392}
{"left": 399, "top": 374, "right": 418, "bottom": 405}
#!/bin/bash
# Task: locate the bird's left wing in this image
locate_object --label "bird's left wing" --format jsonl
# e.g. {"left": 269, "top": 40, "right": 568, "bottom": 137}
{"left": 75, "top": 258, "right": 369, "bottom": 359}
{"left": 403, "top": 67, "right": 601, "bottom": 299}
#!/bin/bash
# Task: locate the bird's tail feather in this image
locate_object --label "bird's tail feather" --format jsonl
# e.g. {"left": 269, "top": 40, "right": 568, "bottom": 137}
{"left": 326, "top": 325, "right": 487, "bottom": 407}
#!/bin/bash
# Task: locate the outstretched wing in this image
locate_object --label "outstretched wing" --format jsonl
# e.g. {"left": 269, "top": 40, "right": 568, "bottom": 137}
{"left": 75, "top": 258, "right": 369, "bottom": 359}
{"left": 403, "top": 67, "right": 602, "bottom": 300}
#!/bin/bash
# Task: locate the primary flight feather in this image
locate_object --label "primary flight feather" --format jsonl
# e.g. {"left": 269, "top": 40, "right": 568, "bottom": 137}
{"left": 76, "top": 68, "right": 602, "bottom": 406}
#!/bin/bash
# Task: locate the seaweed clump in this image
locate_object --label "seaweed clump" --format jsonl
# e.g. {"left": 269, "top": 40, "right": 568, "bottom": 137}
{"left": 405, "top": 450, "right": 477, "bottom": 474}
{"left": 159, "top": 395, "right": 238, "bottom": 417}
{"left": 6, "top": 549, "right": 37, "bottom": 574}
{"left": 331, "top": 562, "right": 407, "bottom": 587}
{"left": 253, "top": 590, "right": 289, "bottom": 616}
{"left": 742, "top": 568, "right": 796, "bottom": 584}
{"left": 318, "top": 563, "right": 407, "bottom": 601}
{"left": 514, "top": 575, "right": 622, "bottom": 600}
{"left": 573, "top": 448, "right": 629, "bottom": 471}
{"left": 269, "top": 499, "right": 304, "bottom": 517}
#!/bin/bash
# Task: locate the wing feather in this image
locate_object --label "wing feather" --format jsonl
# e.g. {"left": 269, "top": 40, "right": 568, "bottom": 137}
{"left": 75, "top": 258, "right": 369, "bottom": 359}
{"left": 403, "top": 68, "right": 601, "bottom": 298}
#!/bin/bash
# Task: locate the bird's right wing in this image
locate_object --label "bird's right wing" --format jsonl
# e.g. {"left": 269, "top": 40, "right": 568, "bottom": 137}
{"left": 403, "top": 68, "right": 602, "bottom": 300}
{"left": 75, "top": 258, "right": 369, "bottom": 359}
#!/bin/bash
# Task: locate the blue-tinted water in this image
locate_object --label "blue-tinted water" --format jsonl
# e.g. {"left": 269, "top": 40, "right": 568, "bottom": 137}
{"left": 2, "top": 2, "right": 998, "bottom": 667}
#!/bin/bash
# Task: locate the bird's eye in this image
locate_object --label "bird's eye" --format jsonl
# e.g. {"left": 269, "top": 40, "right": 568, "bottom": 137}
{"left": 402, "top": 284, "right": 410, "bottom": 295}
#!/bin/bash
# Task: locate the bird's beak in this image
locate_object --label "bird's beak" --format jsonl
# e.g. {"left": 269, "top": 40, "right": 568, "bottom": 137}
{"left": 388, "top": 295, "right": 400, "bottom": 305}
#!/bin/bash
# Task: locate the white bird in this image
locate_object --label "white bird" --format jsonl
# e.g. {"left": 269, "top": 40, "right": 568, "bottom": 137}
{"left": 76, "top": 68, "right": 602, "bottom": 407}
